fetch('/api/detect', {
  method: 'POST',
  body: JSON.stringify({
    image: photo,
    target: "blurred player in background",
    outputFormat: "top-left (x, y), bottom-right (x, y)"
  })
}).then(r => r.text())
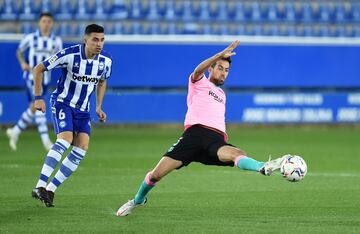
top-left (116, 40), bottom-right (286, 216)
top-left (31, 24), bottom-right (112, 207)
top-left (6, 12), bottom-right (63, 151)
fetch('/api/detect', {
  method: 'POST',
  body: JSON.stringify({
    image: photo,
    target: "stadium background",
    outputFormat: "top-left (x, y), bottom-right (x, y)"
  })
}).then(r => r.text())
top-left (1, 0), bottom-right (360, 124)
top-left (1, 1), bottom-right (360, 233)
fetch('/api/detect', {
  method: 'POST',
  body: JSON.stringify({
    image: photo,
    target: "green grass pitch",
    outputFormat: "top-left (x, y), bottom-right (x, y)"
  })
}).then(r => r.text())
top-left (1, 125), bottom-right (359, 233)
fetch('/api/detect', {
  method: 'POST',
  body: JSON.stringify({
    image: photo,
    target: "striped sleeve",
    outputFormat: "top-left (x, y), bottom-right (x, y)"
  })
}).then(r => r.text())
top-left (43, 45), bottom-right (79, 71)
top-left (18, 34), bottom-right (32, 52)
top-left (43, 49), bottom-right (71, 71)
top-left (103, 59), bottom-right (112, 80)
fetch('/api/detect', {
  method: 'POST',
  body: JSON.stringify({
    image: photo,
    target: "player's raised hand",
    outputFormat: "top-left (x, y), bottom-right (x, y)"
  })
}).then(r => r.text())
top-left (96, 108), bottom-right (107, 123)
top-left (34, 99), bottom-right (46, 113)
top-left (220, 40), bottom-right (240, 58)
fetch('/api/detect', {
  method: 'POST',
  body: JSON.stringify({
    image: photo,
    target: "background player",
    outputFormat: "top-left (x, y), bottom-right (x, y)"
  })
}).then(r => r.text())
top-left (116, 40), bottom-right (286, 216)
top-left (31, 24), bottom-right (112, 207)
top-left (6, 12), bottom-right (62, 151)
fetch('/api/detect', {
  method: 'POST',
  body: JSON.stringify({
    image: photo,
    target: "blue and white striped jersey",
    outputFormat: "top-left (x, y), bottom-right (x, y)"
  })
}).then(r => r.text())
top-left (18, 30), bottom-right (63, 85)
top-left (43, 44), bottom-right (112, 112)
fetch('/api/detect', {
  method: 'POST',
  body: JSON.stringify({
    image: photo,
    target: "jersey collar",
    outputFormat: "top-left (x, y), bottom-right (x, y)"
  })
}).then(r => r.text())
top-left (35, 29), bottom-right (53, 38)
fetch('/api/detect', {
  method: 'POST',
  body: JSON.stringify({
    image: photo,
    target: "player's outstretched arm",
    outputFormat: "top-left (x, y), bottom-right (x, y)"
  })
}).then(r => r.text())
top-left (33, 63), bottom-right (46, 113)
top-left (96, 79), bottom-right (107, 122)
top-left (192, 40), bottom-right (240, 82)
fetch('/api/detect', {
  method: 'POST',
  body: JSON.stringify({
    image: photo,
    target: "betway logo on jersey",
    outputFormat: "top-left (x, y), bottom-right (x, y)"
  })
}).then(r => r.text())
top-left (72, 74), bottom-right (99, 84)
top-left (209, 90), bottom-right (224, 104)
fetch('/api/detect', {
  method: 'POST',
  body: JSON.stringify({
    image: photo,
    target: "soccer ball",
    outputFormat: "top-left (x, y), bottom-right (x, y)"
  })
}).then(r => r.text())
top-left (280, 155), bottom-right (307, 182)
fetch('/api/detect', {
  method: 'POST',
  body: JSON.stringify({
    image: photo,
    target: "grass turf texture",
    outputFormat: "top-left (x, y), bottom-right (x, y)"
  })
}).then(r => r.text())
top-left (0, 125), bottom-right (359, 233)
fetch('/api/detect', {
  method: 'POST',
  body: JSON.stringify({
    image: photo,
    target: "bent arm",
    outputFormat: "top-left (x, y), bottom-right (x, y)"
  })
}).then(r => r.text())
top-left (33, 63), bottom-right (46, 96)
top-left (96, 79), bottom-right (107, 111)
top-left (16, 49), bottom-right (30, 71)
top-left (192, 53), bottom-right (224, 82)
top-left (192, 40), bottom-right (240, 82)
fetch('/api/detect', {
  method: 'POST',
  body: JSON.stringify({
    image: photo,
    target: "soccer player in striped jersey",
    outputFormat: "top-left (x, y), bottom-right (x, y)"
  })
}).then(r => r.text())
top-left (6, 13), bottom-right (62, 151)
top-left (116, 41), bottom-right (287, 216)
top-left (31, 24), bottom-right (112, 207)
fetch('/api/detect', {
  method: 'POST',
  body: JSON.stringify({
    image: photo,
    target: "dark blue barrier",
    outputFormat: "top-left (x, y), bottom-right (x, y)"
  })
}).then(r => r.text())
top-left (1, 41), bottom-right (360, 88)
top-left (1, 91), bottom-right (360, 124)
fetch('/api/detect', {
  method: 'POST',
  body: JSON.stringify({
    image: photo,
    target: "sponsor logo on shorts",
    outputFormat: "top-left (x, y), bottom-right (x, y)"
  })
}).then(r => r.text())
top-left (59, 121), bottom-right (66, 128)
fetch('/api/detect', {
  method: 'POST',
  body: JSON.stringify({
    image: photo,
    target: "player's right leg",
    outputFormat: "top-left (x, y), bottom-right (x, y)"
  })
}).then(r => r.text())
top-left (117, 127), bottom-right (200, 216)
top-left (32, 103), bottom-right (74, 207)
top-left (116, 156), bottom-right (182, 217)
top-left (32, 131), bottom-right (72, 207)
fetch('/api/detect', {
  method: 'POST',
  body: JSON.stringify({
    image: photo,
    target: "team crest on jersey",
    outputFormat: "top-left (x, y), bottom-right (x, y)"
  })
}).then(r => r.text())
top-left (98, 61), bottom-right (105, 70)
top-left (48, 55), bottom-right (58, 64)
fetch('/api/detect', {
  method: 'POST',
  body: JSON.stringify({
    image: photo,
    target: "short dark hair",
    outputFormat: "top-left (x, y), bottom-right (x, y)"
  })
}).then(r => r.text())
top-left (39, 12), bottom-right (53, 20)
top-left (211, 57), bottom-right (232, 68)
top-left (85, 24), bottom-right (104, 35)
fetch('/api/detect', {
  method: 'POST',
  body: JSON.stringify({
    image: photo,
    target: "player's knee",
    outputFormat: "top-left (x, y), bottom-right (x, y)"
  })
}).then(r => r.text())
top-left (57, 137), bottom-right (73, 145)
top-left (76, 144), bottom-right (88, 151)
top-left (57, 132), bottom-right (74, 144)
top-left (29, 103), bottom-right (37, 113)
top-left (235, 148), bottom-right (247, 157)
top-left (149, 171), bottom-right (162, 182)
top-left (228, 148), bottom-right (246, 161)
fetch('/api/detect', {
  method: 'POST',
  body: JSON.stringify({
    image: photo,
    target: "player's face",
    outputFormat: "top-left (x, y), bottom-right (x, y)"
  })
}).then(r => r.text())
top-left (38, 16), bottom-right (53, 34)
top-left (84, 33), bottom-right (105, 55)
top-left (209, 60), bottom-right (230, 86)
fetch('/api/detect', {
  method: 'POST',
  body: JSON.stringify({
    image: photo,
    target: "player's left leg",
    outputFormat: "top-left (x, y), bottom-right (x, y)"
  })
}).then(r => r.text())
top-left (46, 132), bottom-right (89, 195)
top-left (217, 145), bottom-right (285, 175)
top-left (217, 145), bottom-right (265, 172)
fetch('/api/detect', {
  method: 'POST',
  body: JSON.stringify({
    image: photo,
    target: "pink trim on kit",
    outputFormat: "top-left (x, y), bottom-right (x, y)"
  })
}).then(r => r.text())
top-left (145, 172), bottom-right (156, 186)
top-left (234, 155), bottom-right (248, 167)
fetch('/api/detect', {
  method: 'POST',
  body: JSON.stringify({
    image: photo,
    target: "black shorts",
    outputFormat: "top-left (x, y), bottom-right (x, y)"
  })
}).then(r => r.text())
top-left (164, 125), bottom-right (235, 168)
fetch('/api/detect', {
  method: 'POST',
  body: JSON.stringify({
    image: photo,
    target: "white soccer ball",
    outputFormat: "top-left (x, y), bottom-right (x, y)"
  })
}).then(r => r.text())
top-left (280, 155), bottom-right (307, 182)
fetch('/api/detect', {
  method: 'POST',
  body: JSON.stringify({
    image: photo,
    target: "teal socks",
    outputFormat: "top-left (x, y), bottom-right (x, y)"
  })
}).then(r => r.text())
top-left (235, 155), bottom-right (264, 172)
top-left (134, 172), bottom-right (156, 204)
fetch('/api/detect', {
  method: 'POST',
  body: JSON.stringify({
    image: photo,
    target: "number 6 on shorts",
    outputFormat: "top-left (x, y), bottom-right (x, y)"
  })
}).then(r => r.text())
top-left (59, 109), bottom-right (66, 120)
